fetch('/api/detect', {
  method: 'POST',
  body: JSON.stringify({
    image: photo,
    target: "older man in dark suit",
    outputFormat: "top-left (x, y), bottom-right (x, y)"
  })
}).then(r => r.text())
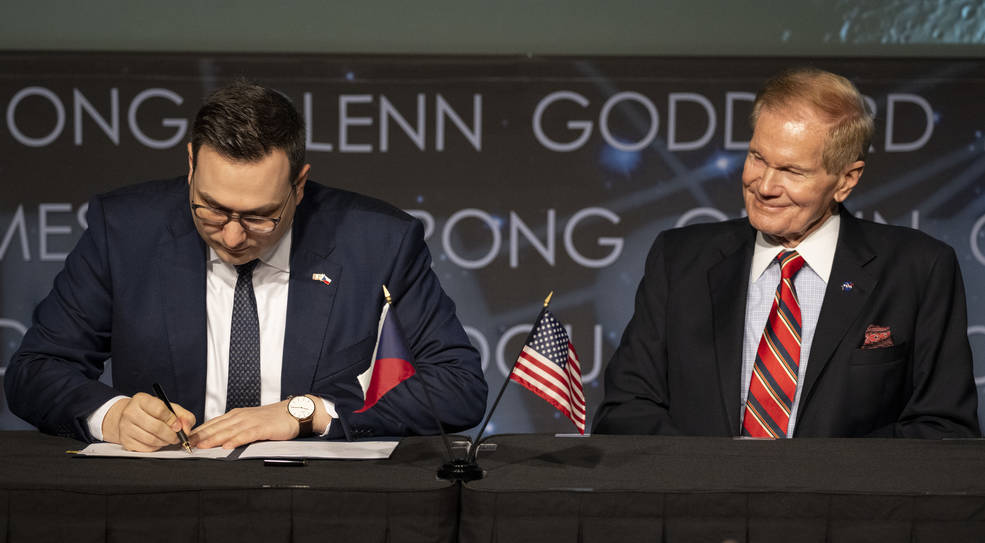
top-left (594, 67), bottom-right (979, 438)
top-left (6, 81), bottom-right (487, 451)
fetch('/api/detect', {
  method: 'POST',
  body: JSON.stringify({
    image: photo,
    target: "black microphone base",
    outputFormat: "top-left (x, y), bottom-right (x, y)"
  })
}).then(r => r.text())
top-left (437, 458), bottom-right (484, 482)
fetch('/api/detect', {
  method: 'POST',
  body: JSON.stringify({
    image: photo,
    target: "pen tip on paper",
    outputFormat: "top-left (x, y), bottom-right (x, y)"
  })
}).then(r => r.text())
top-left (182, 443), bottom-right (193, 454)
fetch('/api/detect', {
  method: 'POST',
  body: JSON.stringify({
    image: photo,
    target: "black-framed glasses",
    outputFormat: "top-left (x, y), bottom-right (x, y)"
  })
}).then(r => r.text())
top-left (191, 182), bottom-right (297, 234)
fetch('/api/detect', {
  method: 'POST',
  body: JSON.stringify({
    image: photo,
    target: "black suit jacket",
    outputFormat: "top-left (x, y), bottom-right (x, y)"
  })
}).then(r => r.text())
top-left (6, 177), bottom-right (488, 442)
top-left (594, 209), bottom-right (980, 438)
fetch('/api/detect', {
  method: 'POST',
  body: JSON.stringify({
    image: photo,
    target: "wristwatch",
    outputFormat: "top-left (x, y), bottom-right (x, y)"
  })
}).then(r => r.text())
top-left (287, 395), bottom-right (315, 437)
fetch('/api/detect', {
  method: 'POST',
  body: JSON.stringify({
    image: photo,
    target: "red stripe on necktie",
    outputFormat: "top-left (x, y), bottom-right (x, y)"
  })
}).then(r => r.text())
top-left (741, 251), bottom-right (805, 439)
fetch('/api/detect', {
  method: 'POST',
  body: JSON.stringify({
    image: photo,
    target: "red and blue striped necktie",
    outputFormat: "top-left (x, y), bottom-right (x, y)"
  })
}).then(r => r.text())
top-left (742, 250), bottom-right (806, 438)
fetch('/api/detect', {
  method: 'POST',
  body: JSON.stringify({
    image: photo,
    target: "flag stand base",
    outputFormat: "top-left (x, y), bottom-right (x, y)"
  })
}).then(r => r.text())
top-left (437, 458), bottom-right (484, 482)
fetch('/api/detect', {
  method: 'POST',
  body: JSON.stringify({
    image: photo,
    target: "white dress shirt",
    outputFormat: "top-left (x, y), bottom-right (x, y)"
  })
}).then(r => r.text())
top-left (87, 230), bottom-right (334, 440)
top-left (739, 213), bottom-right (840, 437)
top-left (203, 232), bottom-right (292, 420)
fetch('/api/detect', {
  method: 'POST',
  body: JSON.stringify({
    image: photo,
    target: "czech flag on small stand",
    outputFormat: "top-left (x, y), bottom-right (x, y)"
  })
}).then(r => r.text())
top-left (355, 286), bottom-right (417, 413)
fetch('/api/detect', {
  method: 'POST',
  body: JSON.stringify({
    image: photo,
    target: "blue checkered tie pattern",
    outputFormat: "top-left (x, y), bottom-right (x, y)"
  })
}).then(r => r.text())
top-left (226, 259), bottom-right (261, 411)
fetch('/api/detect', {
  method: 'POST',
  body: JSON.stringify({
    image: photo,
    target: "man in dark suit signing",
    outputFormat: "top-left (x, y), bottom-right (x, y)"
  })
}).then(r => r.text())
top-left (594, 67), bottom-right (980, 438)
top-left (6, 81), bottom-right (487, 451)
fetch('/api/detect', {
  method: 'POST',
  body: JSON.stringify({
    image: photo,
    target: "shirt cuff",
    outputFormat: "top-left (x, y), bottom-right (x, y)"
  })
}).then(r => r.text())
top-left (318, 396), bottom-right (337, 437)
top-left (86, 395), bottom-right (129, 441)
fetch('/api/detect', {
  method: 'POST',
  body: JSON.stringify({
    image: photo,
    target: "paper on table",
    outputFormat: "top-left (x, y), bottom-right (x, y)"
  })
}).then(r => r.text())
top-left (74, 440), bottom-right (399, 460)
top-left (74, 442), bottom-right (232, 459)
top-left (240, 440), bottom-right (398, 460)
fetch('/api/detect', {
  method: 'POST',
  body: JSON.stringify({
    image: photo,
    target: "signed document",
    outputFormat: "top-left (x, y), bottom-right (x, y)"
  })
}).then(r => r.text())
top-left (73, 440), bottom-right (398, 460)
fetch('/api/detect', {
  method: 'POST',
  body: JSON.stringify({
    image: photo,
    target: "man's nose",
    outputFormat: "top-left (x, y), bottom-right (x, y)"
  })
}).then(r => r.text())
top-left (757, 167), bottom-right (783, 196)
top-left (220, 220), bottom-right (248, 248)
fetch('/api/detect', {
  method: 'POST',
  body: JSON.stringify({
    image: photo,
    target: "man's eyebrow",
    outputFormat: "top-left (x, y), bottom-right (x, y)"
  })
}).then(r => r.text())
top-left (748, 148), bottom-right (812, 174)
top-left (196, 190), bottom-right (281, 216)
top-left (774, 160), bottom-right (812, 174)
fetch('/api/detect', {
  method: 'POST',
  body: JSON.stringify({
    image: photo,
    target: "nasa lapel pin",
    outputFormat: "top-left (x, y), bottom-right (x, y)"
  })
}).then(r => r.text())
top-left (841, 281), bottom-right (854, 292)
top-left (312, 273), bottom-right (332, 286)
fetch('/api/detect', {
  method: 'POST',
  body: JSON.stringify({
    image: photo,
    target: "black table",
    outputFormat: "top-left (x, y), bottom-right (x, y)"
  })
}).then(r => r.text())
top-left (6, 432), bottom-right (985, 542)
top-left (460, 434), bottom-right (985, 543)
top-left (0, 431), bottom-right (457, 543)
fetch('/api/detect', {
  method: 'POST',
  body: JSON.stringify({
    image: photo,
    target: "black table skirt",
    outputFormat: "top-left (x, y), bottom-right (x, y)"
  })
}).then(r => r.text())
top-left (460, 434), bottom-right (985, 543)
top-left (0, 432), bottom-right (457, 543)
top-left (6, 432), bottom-right (985, 542)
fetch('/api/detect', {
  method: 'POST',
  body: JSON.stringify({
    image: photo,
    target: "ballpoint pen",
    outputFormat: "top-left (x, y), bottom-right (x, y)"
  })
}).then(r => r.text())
top-left (152, 383), bottom-right (193, 454)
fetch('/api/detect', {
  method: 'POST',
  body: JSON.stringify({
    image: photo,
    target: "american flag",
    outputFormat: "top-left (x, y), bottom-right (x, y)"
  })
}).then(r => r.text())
top-left (509, 308), bottom-right (586, 434)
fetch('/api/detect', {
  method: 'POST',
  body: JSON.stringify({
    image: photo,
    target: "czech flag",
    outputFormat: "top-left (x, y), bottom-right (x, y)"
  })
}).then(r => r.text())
top-left (355, 298), bottom-right (416, 412)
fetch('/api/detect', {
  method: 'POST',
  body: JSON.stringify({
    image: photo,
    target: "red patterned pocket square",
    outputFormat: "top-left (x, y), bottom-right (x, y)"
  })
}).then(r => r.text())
top-left (862, 324), bottom-right (894, 350)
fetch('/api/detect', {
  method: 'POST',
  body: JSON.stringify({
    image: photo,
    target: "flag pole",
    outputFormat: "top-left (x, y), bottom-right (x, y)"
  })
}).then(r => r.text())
top-left (383, 285), bottom-right (474, 481)
top-left (383, 285), bottom-right (456, 462)
top-left (466, 292), bottom-right (552, 463)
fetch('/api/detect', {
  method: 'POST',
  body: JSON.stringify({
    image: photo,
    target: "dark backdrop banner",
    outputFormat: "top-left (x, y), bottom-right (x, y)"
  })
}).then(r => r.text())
top-left (1, 54), bottom-right (983, 435)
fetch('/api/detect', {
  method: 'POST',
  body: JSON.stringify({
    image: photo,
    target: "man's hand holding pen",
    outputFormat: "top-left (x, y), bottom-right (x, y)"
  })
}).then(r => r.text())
top-left (102, 392), bottom-right (331, 452)
top-left (101, 393), bottom-right (196, 453)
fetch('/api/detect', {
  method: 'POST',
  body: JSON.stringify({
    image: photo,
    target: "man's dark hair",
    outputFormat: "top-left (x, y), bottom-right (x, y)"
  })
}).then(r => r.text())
top-left (190, 80), bottom-right (306, 182)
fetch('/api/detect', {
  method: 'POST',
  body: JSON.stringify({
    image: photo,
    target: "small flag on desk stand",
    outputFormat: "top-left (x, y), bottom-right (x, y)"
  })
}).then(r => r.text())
top-left (467, 291), bottom-right (585, 461)
top-left (509, 292), bottom-right (586, 434)
top-left (355, 285), bottom-right (417, 413)
top-left (355, 286), bottom-right (467, 481)
top-left (457, 292), bottom-right (585, 480)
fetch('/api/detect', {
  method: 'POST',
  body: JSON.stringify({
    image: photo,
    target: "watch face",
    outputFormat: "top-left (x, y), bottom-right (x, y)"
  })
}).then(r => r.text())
top-left (288, 396), bottom-right (315, 419)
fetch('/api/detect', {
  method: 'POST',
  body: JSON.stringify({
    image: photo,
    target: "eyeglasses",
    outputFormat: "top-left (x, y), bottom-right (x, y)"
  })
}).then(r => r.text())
top-left (191, 182), bottom-right (297, 234)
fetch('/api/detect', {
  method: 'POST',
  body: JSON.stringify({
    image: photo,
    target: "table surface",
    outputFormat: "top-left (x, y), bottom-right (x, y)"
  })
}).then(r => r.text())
top-left (5, 431), bottom-right (985, 496)
top-left (465, 433), bottom-right (985, 496)
top-left (0, 431), bottom-right (456, 494)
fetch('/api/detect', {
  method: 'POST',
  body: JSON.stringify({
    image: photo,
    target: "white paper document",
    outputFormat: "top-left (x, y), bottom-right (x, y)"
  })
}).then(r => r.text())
top-left (74, 440), bottom-right (398, 460)
top-left (73, 443), bottom-right (231, 459)
top-left (240, 440), bottom-right (397, 460)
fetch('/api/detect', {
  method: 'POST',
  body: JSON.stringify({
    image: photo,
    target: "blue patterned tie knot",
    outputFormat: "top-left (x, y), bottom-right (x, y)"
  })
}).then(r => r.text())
top-left (235, 259), bottom-right (260, 277)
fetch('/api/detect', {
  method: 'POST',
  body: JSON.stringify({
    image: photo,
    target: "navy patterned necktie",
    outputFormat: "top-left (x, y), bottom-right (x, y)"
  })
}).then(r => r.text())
top-left (226, 259), bottom-right (261, 411)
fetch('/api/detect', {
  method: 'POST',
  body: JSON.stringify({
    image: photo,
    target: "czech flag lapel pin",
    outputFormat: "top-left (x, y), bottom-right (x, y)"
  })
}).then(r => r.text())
top-left (841, 281), bottom-right (854, 292)
top-left (312, 273), bottom-right (332, 286)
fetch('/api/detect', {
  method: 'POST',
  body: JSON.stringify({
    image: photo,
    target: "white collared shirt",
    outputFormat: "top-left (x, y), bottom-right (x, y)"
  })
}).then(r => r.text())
top-left (203, 231), bottom-right (292, 421)
top-left (739, 213), bottom-right (840, 437)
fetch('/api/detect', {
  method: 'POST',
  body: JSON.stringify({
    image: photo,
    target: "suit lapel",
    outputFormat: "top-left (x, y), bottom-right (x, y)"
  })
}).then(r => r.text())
top-left (280, 189), bottom-right (343, 397)
top-left (798, 211), bottom-right (877, 411)
top-left (709, 226), bottom-right (755, 435)
top-left (281, 250), bottom-right (341, 396)
top-left (158, 203), bottom-right (208, 422)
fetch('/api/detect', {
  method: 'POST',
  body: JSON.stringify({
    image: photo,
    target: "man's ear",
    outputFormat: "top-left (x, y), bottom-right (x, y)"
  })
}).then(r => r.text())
top-left (186, 142), bottom-right (195, 185)
top-left (834, 160), bottom-right (864, 203)
top-left (294, 164), bottom-right (311, 205)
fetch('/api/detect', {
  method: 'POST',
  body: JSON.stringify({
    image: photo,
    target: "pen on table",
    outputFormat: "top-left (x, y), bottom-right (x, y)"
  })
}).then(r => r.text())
top-left (152, 382), bottom-right (193, 454)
